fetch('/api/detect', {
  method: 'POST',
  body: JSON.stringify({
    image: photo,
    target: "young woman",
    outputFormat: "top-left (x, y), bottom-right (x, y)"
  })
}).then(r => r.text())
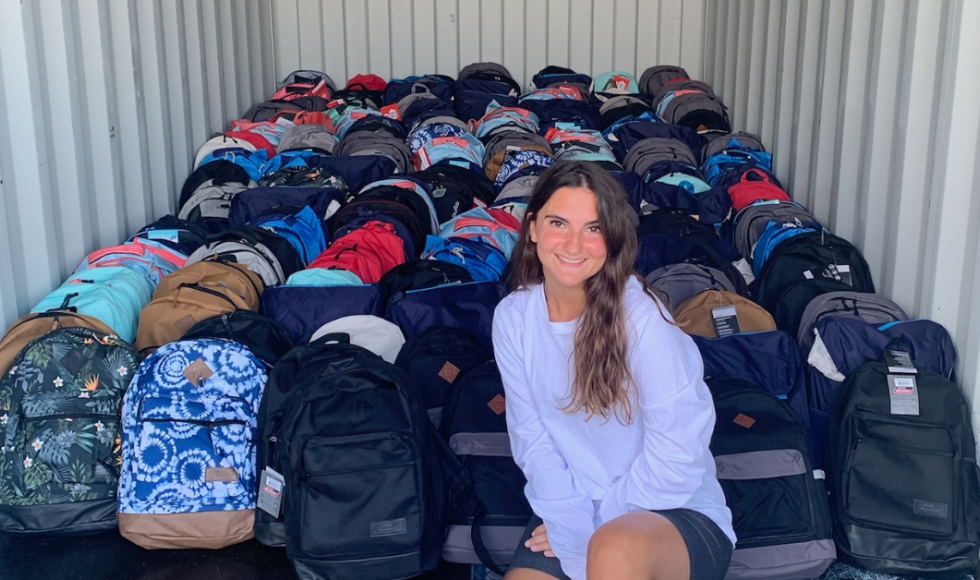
top-left (492, 161), bottom-right (735, 580)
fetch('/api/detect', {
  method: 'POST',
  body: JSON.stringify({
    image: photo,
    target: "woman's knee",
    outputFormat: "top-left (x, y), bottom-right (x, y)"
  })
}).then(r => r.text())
top-left (586, 512), bottom-right (690, 580)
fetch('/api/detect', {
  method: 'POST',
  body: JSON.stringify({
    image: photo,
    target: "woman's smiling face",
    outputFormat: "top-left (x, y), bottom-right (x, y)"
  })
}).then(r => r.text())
top-left (529, 185), bottom-right (608, 296)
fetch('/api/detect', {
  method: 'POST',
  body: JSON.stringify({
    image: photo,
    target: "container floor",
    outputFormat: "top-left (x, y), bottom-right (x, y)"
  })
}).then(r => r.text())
top-left (0, 531), bottom-right (472, 580)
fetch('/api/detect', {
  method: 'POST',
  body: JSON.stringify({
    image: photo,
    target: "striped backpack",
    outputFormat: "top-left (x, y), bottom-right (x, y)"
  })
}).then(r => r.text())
top-left (117, 339), bottom-right (267, 549)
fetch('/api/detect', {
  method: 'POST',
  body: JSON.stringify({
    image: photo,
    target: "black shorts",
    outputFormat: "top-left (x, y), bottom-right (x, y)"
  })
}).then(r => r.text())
top-left (508, 509), bottom-right (733, 580)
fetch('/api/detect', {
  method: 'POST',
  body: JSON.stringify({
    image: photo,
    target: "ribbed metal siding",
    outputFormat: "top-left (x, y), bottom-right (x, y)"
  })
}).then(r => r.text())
top-left (270, 0), bottom-right (707, 90)
top-left (704, 0), bottom-right (980, 418)
top-left (0, 0), bottom-right (276, 330)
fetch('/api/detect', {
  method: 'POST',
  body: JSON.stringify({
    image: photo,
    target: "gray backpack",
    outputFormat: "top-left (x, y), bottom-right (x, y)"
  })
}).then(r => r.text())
top-left (336, 132), bottom-right (412, 173)
top-left (277, 123), bottom-right (338, 154)
top-left (639, 65), bottom-right (689, 97)
top-left (796, 291), bottom-right (908, 351)
top-left (623, 137), bottom-right (699, 176)
top-left (645, 263), bottom-right (737, 311)
top-left (185, 240), bottom-right (287, 287)
top-left (178, 179), bottom-right (255, 224)
top-left (652, 79), bottom-right (716, 107)
top-left (733, 201), bottom-right (817, 261)
top-left (702, 131), bottom-right (766, 164)
top-left (660, 92), bottom-right (731, 133)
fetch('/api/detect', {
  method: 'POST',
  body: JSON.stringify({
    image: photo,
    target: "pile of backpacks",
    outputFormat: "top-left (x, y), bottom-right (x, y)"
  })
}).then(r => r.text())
top-left (0, 61), bottom-right (976, 580)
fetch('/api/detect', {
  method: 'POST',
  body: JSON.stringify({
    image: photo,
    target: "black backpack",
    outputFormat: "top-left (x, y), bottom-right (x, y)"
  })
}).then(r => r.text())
top-left (266, 337), bottom-right (445, 579)
top-left (182, 310), bottom-right (294, 367)
top-left (708, 376), bottom-right (835, 580)
top-left (753, 231), bottom-right (874, 313)
top-left (438, 361), bottom-right (532, 575)
top-left (379, 259), bottom-right (474, 303)
top-left (394, 326), bottom-right (493, 427)
top-left (825, 358), bottom-right (980, 578)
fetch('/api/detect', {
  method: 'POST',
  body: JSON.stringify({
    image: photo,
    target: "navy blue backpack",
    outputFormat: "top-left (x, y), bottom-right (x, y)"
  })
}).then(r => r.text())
top-left (693, 331), bottom-right (812, 441)
top-left (261, 284), bottom-right (384, 344)
top-left (385, 281), bottom-right (504, 342)
top-left (228, 186), bottom-right (346, 229)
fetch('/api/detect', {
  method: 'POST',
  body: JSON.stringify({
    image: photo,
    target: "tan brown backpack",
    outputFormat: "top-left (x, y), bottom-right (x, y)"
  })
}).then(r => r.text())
top-left (673, 290), bottom-right (776, 338)
top-left (0, 311), bottom-right (116, 376)
top-left (135, 261), bottom-right (264, 355)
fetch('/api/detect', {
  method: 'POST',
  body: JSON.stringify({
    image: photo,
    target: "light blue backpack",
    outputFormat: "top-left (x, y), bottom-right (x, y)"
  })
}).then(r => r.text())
top-left (285, 268), bottom-right (364, 287)
top-left (31, 266), bottom-right (151, 343)
top-left (117, 338), bottom-right (267, 549)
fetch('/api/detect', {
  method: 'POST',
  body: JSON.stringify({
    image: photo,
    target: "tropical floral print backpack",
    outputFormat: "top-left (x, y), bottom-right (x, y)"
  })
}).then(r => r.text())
top-left (0, 326), bottom-right (139, 534)
top-left (116, 338), bottom-right (266, 549)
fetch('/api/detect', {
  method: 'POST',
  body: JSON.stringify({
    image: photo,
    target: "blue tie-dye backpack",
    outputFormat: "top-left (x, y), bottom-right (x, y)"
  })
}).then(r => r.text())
top-left (117, 338), bottom-right (267, 549)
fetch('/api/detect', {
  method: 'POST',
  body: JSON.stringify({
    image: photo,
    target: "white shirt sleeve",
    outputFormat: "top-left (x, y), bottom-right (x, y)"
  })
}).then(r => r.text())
top-left (597, 313), bottom-right (717, 524)
top-left (492, 305), bottom-right (596, 580)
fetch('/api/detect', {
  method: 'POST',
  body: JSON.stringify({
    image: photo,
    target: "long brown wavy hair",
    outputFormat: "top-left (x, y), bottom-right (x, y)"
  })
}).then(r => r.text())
top-left (511, 160), bottom-right (653, 423)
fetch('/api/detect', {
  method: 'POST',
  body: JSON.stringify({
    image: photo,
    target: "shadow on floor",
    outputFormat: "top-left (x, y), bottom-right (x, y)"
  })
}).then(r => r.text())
top-left (0, 531), bottom-right (472, 580)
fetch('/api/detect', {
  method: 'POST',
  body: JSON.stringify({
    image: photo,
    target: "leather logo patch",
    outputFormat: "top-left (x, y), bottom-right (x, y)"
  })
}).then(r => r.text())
top-left (183, 358), bottom-right (214, 387)
top-left (205, 467), bottom-right (240, 482)
top-left (487, 394), bottom-right (506, 416)
top-left (733, 413), bottom-right (756, 429)
top-left (438, 361), bottom-right (460, 384)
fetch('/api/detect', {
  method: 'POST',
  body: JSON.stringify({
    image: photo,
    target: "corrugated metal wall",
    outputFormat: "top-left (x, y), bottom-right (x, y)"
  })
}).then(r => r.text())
top-left (270, 0), bottom-right (707, 90)
top-left (0, 0), bottom-right (276, 330)
top-left (703, 0), bottom-right (980, 422)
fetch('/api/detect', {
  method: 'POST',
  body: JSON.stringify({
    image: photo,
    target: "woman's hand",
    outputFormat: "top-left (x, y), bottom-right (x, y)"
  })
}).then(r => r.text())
top-left (525, 523), bottom-right (556, 557)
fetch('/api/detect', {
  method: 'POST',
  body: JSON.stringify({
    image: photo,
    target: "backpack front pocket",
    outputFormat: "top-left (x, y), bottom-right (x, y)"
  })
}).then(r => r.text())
top-left (297, 432), bottom-right (422, 559)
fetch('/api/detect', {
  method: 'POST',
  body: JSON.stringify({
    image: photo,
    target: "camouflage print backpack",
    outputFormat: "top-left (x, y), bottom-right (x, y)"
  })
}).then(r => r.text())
top-left (0, 326), bottom-right (139, 534)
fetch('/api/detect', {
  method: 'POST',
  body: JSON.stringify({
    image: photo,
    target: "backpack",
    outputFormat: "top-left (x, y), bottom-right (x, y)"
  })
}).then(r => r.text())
top-left (414, 134), bottom-right (486, 171)
top-left (336, 132), bottom-right (413, 173)
top-left (645, 264), bottom-right (738, 311)
top-left (177, 179), bottom-right (251, 233)
top-left (603, 115), bottom-right (702, 163)
top-left (732, 200), bottom-right (817, 262)
top-left (260, 284), bottom-right (383, 345)
top-left (727, 168), bottom-right (791, 212)
top-left (753, 219), bottom-right (824, 275)
top-left (73, 240), bottom-right (187, 290)
top-left (638, 65), bottom-right (690, 98)
top-left (658, 91), bottom-right (731, 133)
top-left (309, 315), bottom-right (405, 363)
top-left (0, 327), bottom-right (139, 534)
top-left (268, 339), bottom-right (444, 579)
top-left (693, 331), bottom-right (811, 437)
top-left (805, 317), bottom-right (956, 469)
top-left (436, 207), bottom-right (520, 260)
top-left (379, 259), bottom-right (474, 303)
top-left (703, 150), bottom-right (774, 188)
top-left (180, 161), bottom-right (254, 211)
top-left (598, 95), bottom-right (653, 130)
top-left (422, 236), bottom-right (509, 282)
top-left (228, 185), bottom-right (347, 228)
top-left (795, 291), bottom-right (908, 352)
top-left (358, 178), bottom-right (441, 237)
top-left (249, 206), bottom-right (328, 265)
top-left (385, 281), bottom-right (503, 342)
top-left (531, 66), bottom-right (592, 92)
top-left (129, 215), bottom-right (209, 257)
top-left (276, 123), bottom-right (338, 155)
top-left (193, 134), bottom-right (259, 169)
top-left (623, 138), bottom-right (699, 176)
top-left (308, 221), bottom-right (407, 283)
top-left (414, 163), bottom-right (497, 224)
top-left (135, 262), bottom-right (264, 355)
top-left (182, 310), bottom-right (294, 367)
top-left (701, 131), bottom-right (767, 164)
top-left (826, 358), bottom-right (980, 577)
top-left (482, 133), bottom-right (554, 182)
top-left (708, 376), bottom-right (835, 580)
top-left (31, 267), bottom-right (153, 344)
top-left (0, 311), bottom-right (115, 377)
top-left (185, 226), bottom-right (305, 287)
top-left (117, 339), bottom-right (267, 549)
top-left (672, 290), bottom-right (777, 338)
top-left (590, 70), bottom-right (639, 101)
top-left (439, 361), bottom-right (533, 572)
top-left (752, 231), bottom-right (875, 317)
top-left (394, 326), bottom-right (493, 427)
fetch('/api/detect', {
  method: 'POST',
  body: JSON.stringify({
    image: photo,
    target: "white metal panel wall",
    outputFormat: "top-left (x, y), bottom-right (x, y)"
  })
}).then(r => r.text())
top-left (0, 0), bottom-right (276, 332)
top-left (270, 0), bottom-right (707, 89)
top-left (704, 0), bottom-right (980, 423)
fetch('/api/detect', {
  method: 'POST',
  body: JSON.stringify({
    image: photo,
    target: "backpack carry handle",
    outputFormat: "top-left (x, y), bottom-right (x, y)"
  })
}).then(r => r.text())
top-left (411, 82), bottom-right (432, 95)
top-left (740, 168), bottom-right (770, 184)
top-left (311, 332), bottom-right (351, 346)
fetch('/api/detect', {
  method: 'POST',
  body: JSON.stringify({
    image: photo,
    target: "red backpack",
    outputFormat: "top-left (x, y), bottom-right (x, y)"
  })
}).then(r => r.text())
top-left (307, 221), bottom-right (406, 283)
top-left (728, 168), bottom-right (792, 211)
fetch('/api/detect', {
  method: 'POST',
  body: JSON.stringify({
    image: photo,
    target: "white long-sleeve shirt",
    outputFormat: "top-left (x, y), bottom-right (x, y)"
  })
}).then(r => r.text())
top-left (492, 277), bottom-right (735, 580)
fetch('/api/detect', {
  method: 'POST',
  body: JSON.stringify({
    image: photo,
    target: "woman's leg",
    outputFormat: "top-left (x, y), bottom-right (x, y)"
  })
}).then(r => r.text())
top-left (586, 511), bottom-right (690, 580)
